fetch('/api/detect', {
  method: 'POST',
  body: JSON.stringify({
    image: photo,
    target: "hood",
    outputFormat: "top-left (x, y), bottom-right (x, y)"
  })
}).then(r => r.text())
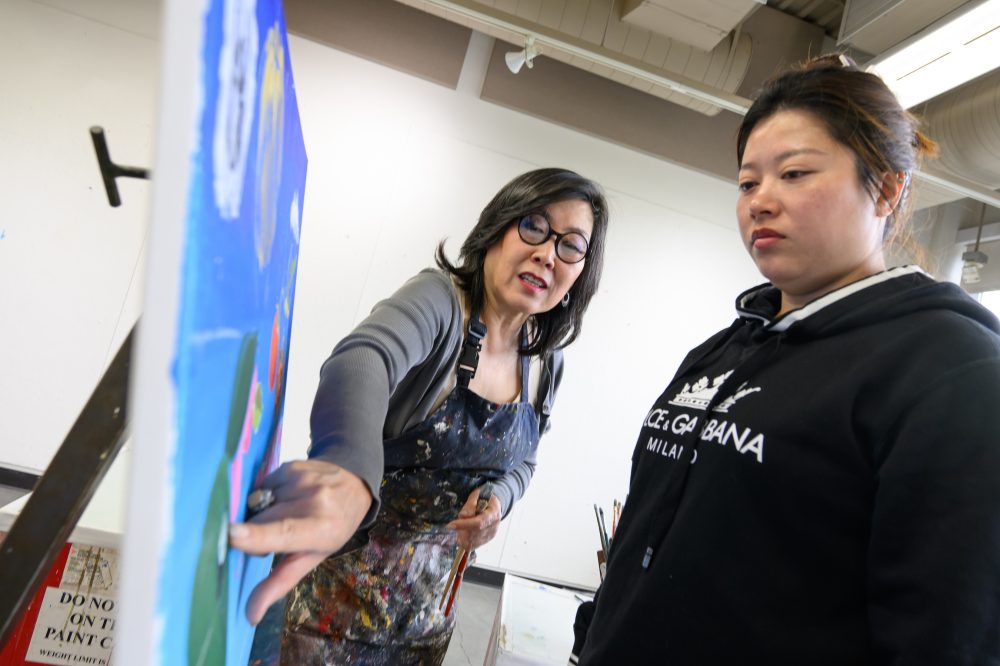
top-left (735, 266), bottom-right (1000, 341)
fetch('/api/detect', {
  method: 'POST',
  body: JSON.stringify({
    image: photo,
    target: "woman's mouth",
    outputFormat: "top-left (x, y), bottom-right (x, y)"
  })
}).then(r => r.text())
top-left (519, 273), bottom-right (548, 292)
top-left (751, 228), bottom-right (784, 249)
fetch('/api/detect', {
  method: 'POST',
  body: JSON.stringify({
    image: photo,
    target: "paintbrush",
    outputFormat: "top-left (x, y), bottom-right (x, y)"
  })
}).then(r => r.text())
top-left (594, 504), bottom-right (609, 559)
top-left (441, 482), bottom-right (494, 615)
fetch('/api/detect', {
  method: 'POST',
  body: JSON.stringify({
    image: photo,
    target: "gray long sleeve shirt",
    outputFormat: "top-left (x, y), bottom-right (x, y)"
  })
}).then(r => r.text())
top-left (308, 268), bottom-right (563, 527)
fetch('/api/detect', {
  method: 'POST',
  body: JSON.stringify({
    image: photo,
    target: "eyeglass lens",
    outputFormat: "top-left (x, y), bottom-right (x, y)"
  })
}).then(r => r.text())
top-left (517, 214), bottom-right (589, 263)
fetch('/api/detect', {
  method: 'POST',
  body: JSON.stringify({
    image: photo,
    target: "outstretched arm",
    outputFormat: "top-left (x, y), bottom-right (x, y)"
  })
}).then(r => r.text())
top-left (229, 270), bottom-right (461, 624)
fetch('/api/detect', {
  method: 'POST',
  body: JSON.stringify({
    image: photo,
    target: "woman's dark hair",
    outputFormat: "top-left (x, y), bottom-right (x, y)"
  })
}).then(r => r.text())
top-left (436, 168), bottom-right (609, 359)
top-left (736, 54), bottom-right (938, 244)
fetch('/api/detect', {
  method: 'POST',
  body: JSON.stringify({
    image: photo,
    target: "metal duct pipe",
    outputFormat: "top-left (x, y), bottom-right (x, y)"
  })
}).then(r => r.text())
top-left (922, 68), bottom-right (1000, 189)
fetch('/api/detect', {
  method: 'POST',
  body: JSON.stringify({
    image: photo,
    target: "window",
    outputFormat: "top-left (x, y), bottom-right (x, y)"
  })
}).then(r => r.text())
top-left (978, 290), bottom-right (1000, 319)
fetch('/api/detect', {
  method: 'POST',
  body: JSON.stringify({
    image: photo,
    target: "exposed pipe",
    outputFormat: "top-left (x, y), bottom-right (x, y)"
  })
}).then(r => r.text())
top-left (415, 0), bottom-right (1000, 209)
top-left (917, 166), bottom-right (1000, 210)
top-left (417, 0), bottom-right (754, 114)
top-left (798, 0), bottom-right (826, 19)
top-left (922, 67), bottom-right (1000, 188)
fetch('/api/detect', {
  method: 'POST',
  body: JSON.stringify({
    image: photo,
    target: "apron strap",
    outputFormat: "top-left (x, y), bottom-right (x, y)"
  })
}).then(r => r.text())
top-left (519, 327), bottom-right (530, 401)
top-left (456, 312), bottom-right (532, 396)
top-left (456, 309), bottom-right (487, 388)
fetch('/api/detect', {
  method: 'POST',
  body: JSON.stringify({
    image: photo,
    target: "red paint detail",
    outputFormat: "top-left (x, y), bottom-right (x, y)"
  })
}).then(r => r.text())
top-left (443, 550), bottom-right (470, 617)
top-left (316, 614), bottom-right (332, 634)
top-left (268, 310), bottom-right (279, 390)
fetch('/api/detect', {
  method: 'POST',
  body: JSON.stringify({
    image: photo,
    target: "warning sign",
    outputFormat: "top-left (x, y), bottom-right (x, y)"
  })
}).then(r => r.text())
top-left (18, 545), bottom-right (119, 666)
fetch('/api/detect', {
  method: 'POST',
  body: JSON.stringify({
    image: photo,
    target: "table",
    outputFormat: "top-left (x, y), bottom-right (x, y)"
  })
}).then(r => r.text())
top-left (485, 574), bottom-right (593, 666)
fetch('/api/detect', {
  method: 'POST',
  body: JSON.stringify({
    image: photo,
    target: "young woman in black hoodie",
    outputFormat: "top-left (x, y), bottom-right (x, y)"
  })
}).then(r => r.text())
top-left (574, 55), bottom-right (1000, 665)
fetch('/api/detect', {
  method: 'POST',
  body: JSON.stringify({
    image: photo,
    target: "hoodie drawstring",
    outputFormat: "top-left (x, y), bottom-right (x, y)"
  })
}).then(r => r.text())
top-left (640, 331), bottom-right (787, 570)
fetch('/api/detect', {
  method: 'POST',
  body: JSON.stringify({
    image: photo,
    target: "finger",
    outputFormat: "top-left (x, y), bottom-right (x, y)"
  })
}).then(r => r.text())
top-left (471, 512), bottom-right (502, 547)
top-left (458, 519), bottom-right (500, 550)
top-left (450, 522), bottom-right (478, 550)
top-left (447, 502), bottom-right (500, 531)
top-left (466, 523), bottom-right (500, 550)
top-left (230, 516), bottom-right (344, 556)
top-left (450, 519), bottom-right (500, 547)
top-left (456, 489), bottom-right (480, 519)
top-left (447, 515), bottom-right (492, 532)
top-left (261, 460), bottom-right (345, 500)
top-left (452, 500), bottom-right (501, 549)
top-left (245, 551), bottom-right (326, 625)
top-left (259, 460), bottom-right (310, 489)
top-left (246, 490), bottom-right (348, 526)
top-left (250, 473), bottom-right (373, 529)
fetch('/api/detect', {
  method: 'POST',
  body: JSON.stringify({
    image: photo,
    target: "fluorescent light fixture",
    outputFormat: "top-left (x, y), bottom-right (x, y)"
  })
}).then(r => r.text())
top-left (865, 0), bottom-right (1000, 108)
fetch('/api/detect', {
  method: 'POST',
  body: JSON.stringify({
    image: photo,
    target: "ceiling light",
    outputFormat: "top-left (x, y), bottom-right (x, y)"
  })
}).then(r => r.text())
top-left (962, 250), bottom-right (987, 284)
top-left (504, 36), bottom-right (537, 74)
top-left (962, 203), bottom-right (990, 285)
top-left (865, 0), bottom-right (1000, 108)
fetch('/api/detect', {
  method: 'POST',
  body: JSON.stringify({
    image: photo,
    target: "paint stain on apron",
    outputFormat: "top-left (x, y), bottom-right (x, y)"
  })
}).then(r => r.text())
top-left (256, 322), bottom-right (539, 665)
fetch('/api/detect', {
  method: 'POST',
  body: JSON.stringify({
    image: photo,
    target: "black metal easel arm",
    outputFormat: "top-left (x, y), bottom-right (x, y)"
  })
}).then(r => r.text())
top-left (0, 325), bottom-right (133, 647)
top-left (90, 126), bottom-right (151, 207)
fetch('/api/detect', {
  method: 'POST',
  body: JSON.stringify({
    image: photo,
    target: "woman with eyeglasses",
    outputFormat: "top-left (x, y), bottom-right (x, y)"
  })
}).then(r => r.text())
top-left (572, 55), bottom-right (1000, 665)
top-left (231, 168), bottom-right (609, 664)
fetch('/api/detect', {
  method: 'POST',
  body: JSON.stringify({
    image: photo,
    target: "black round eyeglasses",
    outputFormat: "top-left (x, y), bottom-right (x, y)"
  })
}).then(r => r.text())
top-left (516, 214), bottom-right (590, 264)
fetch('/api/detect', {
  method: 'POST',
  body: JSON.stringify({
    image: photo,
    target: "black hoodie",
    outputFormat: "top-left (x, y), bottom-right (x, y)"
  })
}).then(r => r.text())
top-left (578, 266), bottom-right (1000, 665)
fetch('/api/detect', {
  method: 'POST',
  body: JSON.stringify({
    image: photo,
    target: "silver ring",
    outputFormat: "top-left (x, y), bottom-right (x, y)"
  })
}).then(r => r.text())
top-left (246, 488), bottom-right (276, 516)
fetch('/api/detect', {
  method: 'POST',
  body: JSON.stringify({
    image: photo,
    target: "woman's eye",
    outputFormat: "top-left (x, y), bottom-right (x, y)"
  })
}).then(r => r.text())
top-left (738, 181), bottom-right (756, 192)
top-left (782, 170), bottom-right (808, 180)
top-left (525, 216), bottom-right (546, 232)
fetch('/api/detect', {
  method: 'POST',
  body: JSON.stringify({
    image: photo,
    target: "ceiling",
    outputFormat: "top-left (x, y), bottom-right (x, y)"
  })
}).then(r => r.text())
top-left (284, 0), bottom-right (1000, 280)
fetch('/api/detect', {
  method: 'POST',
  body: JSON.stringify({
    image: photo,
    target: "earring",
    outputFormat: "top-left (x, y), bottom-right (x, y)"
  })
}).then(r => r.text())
top-left (561, 292), bottom-right (571, 308)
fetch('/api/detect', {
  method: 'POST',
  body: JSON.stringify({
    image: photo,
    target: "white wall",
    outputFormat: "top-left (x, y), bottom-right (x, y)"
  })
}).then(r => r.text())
top-left (0, 0), bottom-right (155, 475)
top-left (282, 36), bottom-right (761, 588)
top-left (0, 0), bottom-right (158, 536)
top-left (0, 0), bottom-right (761, 590)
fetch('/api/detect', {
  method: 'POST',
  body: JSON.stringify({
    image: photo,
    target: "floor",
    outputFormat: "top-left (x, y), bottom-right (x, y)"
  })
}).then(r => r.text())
top-left (442, 581), bottom-right (502, 666)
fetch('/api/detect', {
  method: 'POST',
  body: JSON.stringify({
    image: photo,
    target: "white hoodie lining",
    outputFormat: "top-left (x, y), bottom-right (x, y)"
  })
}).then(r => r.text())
top-left (768, 266), bottom-right (928, 332)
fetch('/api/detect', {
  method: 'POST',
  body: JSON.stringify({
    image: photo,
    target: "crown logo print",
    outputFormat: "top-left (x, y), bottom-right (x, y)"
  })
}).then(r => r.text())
top-left (668, 370), bottom-right (761, 413)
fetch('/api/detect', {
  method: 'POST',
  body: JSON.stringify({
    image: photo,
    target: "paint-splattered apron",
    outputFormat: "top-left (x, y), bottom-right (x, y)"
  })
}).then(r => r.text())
top-left (279, 321), bottom-right (539, 665)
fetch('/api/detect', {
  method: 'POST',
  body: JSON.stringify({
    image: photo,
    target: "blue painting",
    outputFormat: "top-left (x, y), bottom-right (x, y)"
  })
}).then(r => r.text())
top-left (154, 0), bottom-right (306, 664)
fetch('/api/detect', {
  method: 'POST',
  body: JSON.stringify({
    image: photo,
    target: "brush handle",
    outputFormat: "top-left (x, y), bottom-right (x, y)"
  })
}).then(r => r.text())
top-left (444, 550), bottom-right (470, 617)
top-left (441, 548), bottom-right (465, 610)
top-left (442, 482), bottom-right (495, 613)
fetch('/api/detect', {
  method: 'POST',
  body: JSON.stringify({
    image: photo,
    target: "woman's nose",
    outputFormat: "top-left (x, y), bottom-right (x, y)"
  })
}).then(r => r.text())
top-left (532, 239), bottom-right (557, 268)
top-left (748, 183), bottom-right (776, 219)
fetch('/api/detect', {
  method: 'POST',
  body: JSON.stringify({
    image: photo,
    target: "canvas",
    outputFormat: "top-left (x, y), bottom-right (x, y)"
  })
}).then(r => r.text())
top-left (118, 0), bottom-right (307, 664)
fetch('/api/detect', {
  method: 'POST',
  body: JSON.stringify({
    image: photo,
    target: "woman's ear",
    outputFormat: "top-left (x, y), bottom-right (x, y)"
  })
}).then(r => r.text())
top-left (876, 171), bottom-right (908, 217)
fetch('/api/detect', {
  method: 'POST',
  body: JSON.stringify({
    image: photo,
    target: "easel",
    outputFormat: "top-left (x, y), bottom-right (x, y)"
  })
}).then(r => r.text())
top-left (0, 128), bottom-right (149, 646)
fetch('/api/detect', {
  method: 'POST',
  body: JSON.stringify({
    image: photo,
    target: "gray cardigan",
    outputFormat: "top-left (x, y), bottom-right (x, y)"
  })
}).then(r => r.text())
top-left (308, 269), bottom-right (564, 527)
